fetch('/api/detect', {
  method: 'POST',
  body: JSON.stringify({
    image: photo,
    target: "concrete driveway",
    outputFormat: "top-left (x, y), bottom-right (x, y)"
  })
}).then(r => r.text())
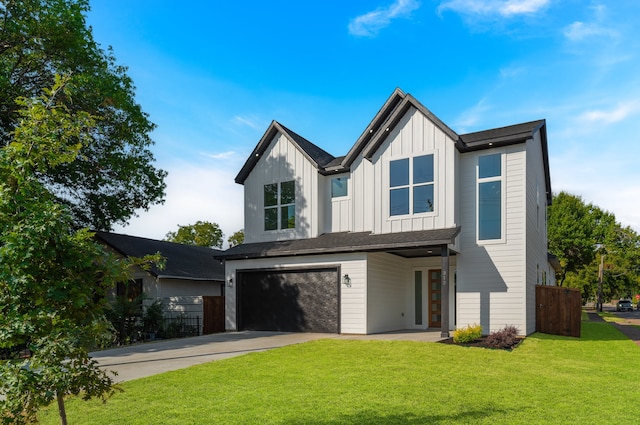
top-left (90, 331), bottom-right (332, 383)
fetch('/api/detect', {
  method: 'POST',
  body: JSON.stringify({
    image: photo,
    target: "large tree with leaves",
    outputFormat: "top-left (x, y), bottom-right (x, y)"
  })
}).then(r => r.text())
top-left (0, 77), bottom-right (160, 424)
top-left (165, 220), bottom-right (224, 248)
top-left (548, 191), bottom-right (640, 301)
top-left (0, 0), bottom-right (166, 229)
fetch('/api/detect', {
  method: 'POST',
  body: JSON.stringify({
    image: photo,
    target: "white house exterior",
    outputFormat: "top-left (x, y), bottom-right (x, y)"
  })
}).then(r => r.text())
top-left (216, 88), bottom-right (555, 336)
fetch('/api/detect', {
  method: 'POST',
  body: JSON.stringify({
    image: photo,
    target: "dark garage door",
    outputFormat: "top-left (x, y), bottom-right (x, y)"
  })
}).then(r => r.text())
top-left (238, 268), bottom-right (339, 333)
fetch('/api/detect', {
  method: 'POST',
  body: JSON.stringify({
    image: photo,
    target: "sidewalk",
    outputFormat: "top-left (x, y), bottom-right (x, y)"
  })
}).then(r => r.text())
top-left (588, 311), bottom-right (640, 347)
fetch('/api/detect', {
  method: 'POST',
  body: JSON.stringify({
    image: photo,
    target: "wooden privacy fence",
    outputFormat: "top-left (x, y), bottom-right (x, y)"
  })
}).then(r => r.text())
top-left (536, 285), bottom-right (581, 337)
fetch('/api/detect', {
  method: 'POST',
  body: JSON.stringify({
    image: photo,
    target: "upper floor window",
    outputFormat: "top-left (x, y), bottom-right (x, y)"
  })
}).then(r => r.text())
top-left (390, 154), bottom-right (434, 216)
top-left (477, 153), bottom-right (503, 241)
top-left (264, 181), bottom-right (295, 231)
top-left (331, 176), bottom-right (348, 198)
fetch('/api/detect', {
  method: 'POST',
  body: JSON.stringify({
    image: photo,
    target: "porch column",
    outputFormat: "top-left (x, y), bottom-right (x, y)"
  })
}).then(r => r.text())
top-left (440, 245), bottom-right (450, 338)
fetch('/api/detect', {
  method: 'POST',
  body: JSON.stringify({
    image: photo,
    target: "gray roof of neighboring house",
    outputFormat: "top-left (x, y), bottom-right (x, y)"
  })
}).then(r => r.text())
top-left (95, 231), bottom-right (224, 281)
top-left (214, 227), bottom-right (461, 261)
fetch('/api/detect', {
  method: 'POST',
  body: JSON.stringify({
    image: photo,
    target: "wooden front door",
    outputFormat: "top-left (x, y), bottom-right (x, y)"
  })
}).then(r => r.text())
top-left (429, 270), bottom-right (442, 328)
top-left (203, 296), bottom-right (225, 334)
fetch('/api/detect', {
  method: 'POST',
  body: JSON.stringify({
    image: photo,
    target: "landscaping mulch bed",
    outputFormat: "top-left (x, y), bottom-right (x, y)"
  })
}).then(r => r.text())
top-left (439, 336), bottom-right (524, 351)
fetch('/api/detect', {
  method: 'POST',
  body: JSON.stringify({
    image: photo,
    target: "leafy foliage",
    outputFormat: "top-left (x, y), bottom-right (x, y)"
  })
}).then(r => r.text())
top-left (0, 76), bottom-right (159, 424)
top-left (228, 229), bottom-right (244, 247)
top-left (452, 323), bottom-right (482, 343)
top-left (482, 326), bottom-right (520, 350)
top-left (0, 0), bottom-right (166, 229)
top-left (548, 191), bottom-right (640, 302)
top-left (165, 220), bottom-right (224, 248)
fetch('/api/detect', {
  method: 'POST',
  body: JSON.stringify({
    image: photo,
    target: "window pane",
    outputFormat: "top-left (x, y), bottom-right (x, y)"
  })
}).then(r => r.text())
top-left (414, 184), bottom-right (434, 213)
top-left (479, 181), bottom-right (501, 240)
top-left (331, 177), bottom-right (348, 198)
top-left (390, 187), bottom-right (409, 216)
top-left (264, 183), bottom-right (278, 207)
top-left (390, 158), bottom-right (409, 187)
top-left (280, 205), bottom-right (295, 229)
top-left (414, 154), bottom-right (434, 184)
top-left (264, 207), bottom-right (278, 231)
top-left (479, 154), bottom-right (501, 179)
top-left (280, 181), bottom-right (295, 204)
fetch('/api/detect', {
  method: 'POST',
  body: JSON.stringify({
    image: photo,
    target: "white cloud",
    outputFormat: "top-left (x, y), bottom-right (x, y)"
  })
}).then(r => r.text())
top-left (453, 97), bottom-right (492, 131)
top-left (202, 150), bottom-right (236, 160)
top-left (438, 0), bottom-right (549, 17)
top-left (113, 160), bottom-right (244, 247)
top-left (234, 115), bottom-right (262, 129)
top-left (578, 102), bottom-right (639, 125)
top-left (563, 21), bottom-right (617, 42)
top-left (348, 0), bottom-right (421, 37)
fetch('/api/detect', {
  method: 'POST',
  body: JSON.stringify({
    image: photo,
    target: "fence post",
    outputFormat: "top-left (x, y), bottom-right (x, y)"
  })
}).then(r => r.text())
top-left (197, 316), bottom-right (201, 336)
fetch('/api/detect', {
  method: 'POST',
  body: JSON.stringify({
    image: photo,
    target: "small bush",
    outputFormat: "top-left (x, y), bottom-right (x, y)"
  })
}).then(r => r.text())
top-left (453, 323), bottom-right (482, 343)
top-left (482, 325), bottom-right (519, 349)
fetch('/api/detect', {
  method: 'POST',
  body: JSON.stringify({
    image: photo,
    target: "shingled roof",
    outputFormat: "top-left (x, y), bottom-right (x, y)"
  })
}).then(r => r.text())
top-left (214, 227), bottom-right (461, 261)
top-left (234, 88), bottom-right (551, 201)
top-left (95, 231), bottom-right (224, 281)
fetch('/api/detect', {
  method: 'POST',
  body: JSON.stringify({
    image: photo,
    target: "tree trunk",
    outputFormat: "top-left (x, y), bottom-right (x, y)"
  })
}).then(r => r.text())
top-left (57, 392), bottom-right (68, 425)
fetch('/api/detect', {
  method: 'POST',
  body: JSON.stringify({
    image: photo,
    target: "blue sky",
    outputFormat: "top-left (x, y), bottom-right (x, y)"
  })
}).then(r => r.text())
top-left (87, 0), bottom-right (640, 243)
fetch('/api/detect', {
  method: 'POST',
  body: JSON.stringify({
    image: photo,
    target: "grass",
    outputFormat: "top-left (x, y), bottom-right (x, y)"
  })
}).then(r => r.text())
top-left (38, 321), bottom-right (640, 424)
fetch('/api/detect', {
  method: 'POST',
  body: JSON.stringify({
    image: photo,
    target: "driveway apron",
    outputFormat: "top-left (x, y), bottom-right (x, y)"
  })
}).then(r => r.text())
top-left (90, 331), bottom-right (331, 383)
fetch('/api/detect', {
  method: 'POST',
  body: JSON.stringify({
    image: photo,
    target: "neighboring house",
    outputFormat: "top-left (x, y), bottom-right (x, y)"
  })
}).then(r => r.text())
top-left (95, 231), bottom-right (226, 334)
top-left (215, 88), bottom-right (557, 337)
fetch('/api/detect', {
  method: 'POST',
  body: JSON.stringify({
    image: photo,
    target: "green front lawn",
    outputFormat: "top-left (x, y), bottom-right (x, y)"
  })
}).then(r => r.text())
top-left (40, 321), bottom-right (640, 424)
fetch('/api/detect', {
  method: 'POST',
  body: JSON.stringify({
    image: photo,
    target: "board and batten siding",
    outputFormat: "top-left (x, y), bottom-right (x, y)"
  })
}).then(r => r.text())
top-left (224, 253), bottom-right (368, 334)
top-left (525, 130), bottom-right (553, 334)
top-left (321, 173), bottom-right (352, 233)
top-left (349, 107), bottom-right (458, 235)
top-left (243, 132), bottom-right (320, 243)
top-left (456, 144), bottom-right (529, 335)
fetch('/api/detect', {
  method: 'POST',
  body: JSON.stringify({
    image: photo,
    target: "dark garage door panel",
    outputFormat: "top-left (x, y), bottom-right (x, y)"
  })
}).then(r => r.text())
top-left (239, 268), bottom-right (339, 333)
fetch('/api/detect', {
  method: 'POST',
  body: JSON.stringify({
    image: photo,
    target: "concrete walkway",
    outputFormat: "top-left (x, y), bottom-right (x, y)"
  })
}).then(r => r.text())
top-left (588, 311), bottom-right (640, 346)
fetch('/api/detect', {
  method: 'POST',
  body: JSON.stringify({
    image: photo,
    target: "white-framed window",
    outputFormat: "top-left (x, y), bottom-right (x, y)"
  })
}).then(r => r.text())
top-left (264, 180), bottom-right (295, 231)
top-left (331, 176), bottom-right (348, 198)
top-left (389, 154), bottom-right (434, 216)
top-left (477, 152), bottom-right (504, 242)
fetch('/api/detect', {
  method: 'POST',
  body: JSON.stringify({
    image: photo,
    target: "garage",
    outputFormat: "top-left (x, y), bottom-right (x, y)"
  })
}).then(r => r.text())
top-left (237, 268), bottom-right (339, 333)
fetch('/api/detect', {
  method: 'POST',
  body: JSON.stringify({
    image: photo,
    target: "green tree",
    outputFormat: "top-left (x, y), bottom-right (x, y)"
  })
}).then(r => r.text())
top-left (548, 192), bottom-right (613, 285)
top-left (548, 192), bottom-right (640, 302)
top-left (165, 221), bottom-right (224, 248)
top-left (0, 77), bottom-right (160, 424)
top-left (228, 229), bottom-right (244, 247)
top-left (0, 0), bottom-right (167, 230)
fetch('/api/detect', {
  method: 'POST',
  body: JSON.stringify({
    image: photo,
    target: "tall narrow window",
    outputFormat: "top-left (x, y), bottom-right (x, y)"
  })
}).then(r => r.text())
top-left (478, 153), bottom-right (503, 241)
top-left (264, 181), bottom-right (295, 231)
top-left (390, 154), bottom-right (434, 216)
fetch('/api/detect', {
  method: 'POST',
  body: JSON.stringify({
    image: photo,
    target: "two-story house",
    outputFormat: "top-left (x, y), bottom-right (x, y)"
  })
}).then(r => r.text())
top-left (215, 88), bottom-right (555, 337)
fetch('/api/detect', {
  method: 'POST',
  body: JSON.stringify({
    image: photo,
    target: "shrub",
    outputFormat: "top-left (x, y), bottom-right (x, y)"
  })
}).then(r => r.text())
top-left (452, 323), bottom-right (482, 343)
top-left (482, 325), bottom-right (520, 349)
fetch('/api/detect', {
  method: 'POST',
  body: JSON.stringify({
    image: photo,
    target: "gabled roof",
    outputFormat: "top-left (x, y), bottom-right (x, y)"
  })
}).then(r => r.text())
top-left (235, 121), bottom-right (335, 184)
top-left (235, 88), bottom-right (551, 202)
top-left (360, 92), bottom-right (460, 162)
top-left (95, 231), bottom-right (224, 281)
top-left (214, 227), bottom-right (461, 261)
